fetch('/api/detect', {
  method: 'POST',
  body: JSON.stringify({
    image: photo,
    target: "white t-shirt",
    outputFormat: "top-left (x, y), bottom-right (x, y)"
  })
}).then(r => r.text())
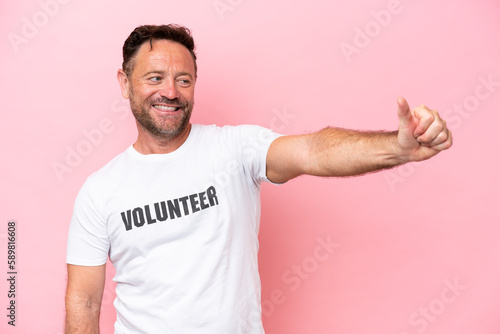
top-left (66, 124), bottom-right (282, 334)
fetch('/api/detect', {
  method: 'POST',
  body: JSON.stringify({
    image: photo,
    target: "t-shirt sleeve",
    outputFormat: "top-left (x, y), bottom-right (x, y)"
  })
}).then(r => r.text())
top-left (229, 125), bottom-right (283, 184)
top-left (66, 179), bottom-right (110, 266)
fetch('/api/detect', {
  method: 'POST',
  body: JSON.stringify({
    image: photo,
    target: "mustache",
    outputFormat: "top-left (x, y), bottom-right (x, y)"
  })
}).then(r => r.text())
top-left (150, 97), bottom-right (187, 108)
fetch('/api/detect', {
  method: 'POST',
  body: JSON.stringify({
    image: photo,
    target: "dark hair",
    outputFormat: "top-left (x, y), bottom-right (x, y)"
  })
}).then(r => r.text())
top-left (122, 24), bottom-right (197, 77)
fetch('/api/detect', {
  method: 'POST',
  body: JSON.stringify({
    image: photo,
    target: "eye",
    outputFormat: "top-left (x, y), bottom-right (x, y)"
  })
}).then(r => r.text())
top-left (149, 76), bottom-right (162, 83)
top-left (177, 78), bottom-right (191, 87)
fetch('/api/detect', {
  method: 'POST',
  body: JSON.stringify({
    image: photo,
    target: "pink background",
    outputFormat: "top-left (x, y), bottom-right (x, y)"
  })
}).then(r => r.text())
top-left (1, 0), bottom-right (499, 333)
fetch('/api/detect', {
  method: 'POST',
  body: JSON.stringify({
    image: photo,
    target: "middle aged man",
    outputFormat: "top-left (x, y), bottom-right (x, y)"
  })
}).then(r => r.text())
top-left (65, 24), bottom-right (452, 334)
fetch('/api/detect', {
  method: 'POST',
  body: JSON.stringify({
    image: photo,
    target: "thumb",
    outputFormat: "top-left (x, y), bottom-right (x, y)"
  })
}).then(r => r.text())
top-left (397, 96), bottom-right (412, 128)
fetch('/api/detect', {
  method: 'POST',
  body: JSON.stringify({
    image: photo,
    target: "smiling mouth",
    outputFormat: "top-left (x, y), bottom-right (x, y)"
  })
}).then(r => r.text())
top-left (152, 104), bottom-right (181, 111)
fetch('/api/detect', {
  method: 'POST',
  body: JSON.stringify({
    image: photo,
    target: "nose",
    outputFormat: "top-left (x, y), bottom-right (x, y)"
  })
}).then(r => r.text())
top-left (158, 79), bottom-right (179, 100)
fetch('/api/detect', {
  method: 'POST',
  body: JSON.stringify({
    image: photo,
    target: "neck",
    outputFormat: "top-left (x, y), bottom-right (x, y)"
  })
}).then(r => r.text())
top-left (133, 123), bottom-right (192, 154)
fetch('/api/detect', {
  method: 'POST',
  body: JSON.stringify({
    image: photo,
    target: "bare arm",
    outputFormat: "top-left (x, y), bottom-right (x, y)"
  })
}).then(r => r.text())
top-left (266, 97), bottom-right (453, 183)
top-left (65, 264), bottom-right (106, 334)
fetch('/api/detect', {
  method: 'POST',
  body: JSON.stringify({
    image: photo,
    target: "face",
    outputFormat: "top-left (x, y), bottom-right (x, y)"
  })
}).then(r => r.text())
top-left (119, 39), bottom-right (196, 140)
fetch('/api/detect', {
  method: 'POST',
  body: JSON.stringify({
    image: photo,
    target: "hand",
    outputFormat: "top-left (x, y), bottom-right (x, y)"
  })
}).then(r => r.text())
top-left (396, 97), bottom-right (452, 162)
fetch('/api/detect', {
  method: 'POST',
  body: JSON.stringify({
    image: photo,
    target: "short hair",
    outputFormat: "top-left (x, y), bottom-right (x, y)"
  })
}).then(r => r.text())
top-left (122, 24), bottom-right (197, 77)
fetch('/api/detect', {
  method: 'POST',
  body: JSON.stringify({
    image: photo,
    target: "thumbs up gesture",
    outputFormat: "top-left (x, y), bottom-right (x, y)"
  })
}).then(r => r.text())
top-left (396, 97), bottom-right (453, 162)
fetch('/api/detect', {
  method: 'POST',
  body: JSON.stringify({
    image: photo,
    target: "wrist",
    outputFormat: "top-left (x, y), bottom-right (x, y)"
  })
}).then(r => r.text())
top-left (384, 130), bottom-right (412, 166)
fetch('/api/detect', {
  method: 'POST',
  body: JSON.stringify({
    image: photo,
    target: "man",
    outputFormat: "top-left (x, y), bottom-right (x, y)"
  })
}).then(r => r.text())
top-left (65, 24), bottom-right (452, 334)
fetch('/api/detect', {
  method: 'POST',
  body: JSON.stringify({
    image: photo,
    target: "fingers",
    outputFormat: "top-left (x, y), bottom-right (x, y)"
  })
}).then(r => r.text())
top-left (413, 105), bottom-right (437, 137)
top-left (397, 96), bottom-right (412, 128)
top-left (413, 105), bottom-right (453, 150)
top-left (396, 98), bottom-right (453, 161)
top-left (421, 128), bottom-right (453, 150)
top-left (436, 129), bottom-right (453, 150)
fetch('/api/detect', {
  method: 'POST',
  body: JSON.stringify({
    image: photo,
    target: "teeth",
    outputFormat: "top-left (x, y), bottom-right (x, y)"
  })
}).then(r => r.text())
top-left (153, 105), bottom-right (178, 111)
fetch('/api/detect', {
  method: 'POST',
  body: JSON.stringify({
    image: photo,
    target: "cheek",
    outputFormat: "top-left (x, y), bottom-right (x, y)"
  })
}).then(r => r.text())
top-left (181, 88), bottom-right (195, 102)
top-left (134, 87), bottom-right (159, 103)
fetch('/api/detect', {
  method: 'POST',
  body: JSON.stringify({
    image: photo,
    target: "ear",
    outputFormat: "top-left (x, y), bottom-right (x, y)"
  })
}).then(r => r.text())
top-left (117, 69), bottom-right (131, 99)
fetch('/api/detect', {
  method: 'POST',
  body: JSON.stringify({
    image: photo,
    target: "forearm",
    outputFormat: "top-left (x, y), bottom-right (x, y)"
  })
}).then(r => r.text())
top-left (307, 127), bottom-right (406, 177)
top-left (267, 99), bottom-right (451, 183)
top-left (65, 293), bottom-right (101, 334)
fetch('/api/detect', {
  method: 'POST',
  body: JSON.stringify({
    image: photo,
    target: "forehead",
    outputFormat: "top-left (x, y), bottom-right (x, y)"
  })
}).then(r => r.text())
top-left (133, 39), bottom-right (195, 74)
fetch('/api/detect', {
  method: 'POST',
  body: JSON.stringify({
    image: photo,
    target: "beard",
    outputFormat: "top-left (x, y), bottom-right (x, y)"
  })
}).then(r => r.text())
top-left (129, 88), bottom-right (193, 140)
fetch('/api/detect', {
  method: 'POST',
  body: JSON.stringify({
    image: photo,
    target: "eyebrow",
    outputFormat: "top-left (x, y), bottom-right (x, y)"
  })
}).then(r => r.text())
top-left (142, 70), bottom-right (193, 79)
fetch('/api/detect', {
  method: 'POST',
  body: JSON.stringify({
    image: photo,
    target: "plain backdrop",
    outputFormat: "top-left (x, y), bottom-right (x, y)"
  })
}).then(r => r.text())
top-left (1, 0), bottom-right (499, 333)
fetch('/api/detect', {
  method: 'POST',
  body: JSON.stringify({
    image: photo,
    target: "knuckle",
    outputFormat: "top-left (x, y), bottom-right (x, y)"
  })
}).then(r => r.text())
top-left (422, 111), bottom-right (435, 121)
top-left (434, 122), bottom-right (444, 133)
top-left (418, 134), bottom-right (430, 143)
top-left (436, 131), bottom-right (447, 142)
top-left (440, 132), bottom-right (453, 149)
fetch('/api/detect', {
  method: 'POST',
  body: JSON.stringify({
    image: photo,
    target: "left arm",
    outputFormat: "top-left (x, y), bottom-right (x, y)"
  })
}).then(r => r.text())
top-left (266, 97), bottom-right (453, 183)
